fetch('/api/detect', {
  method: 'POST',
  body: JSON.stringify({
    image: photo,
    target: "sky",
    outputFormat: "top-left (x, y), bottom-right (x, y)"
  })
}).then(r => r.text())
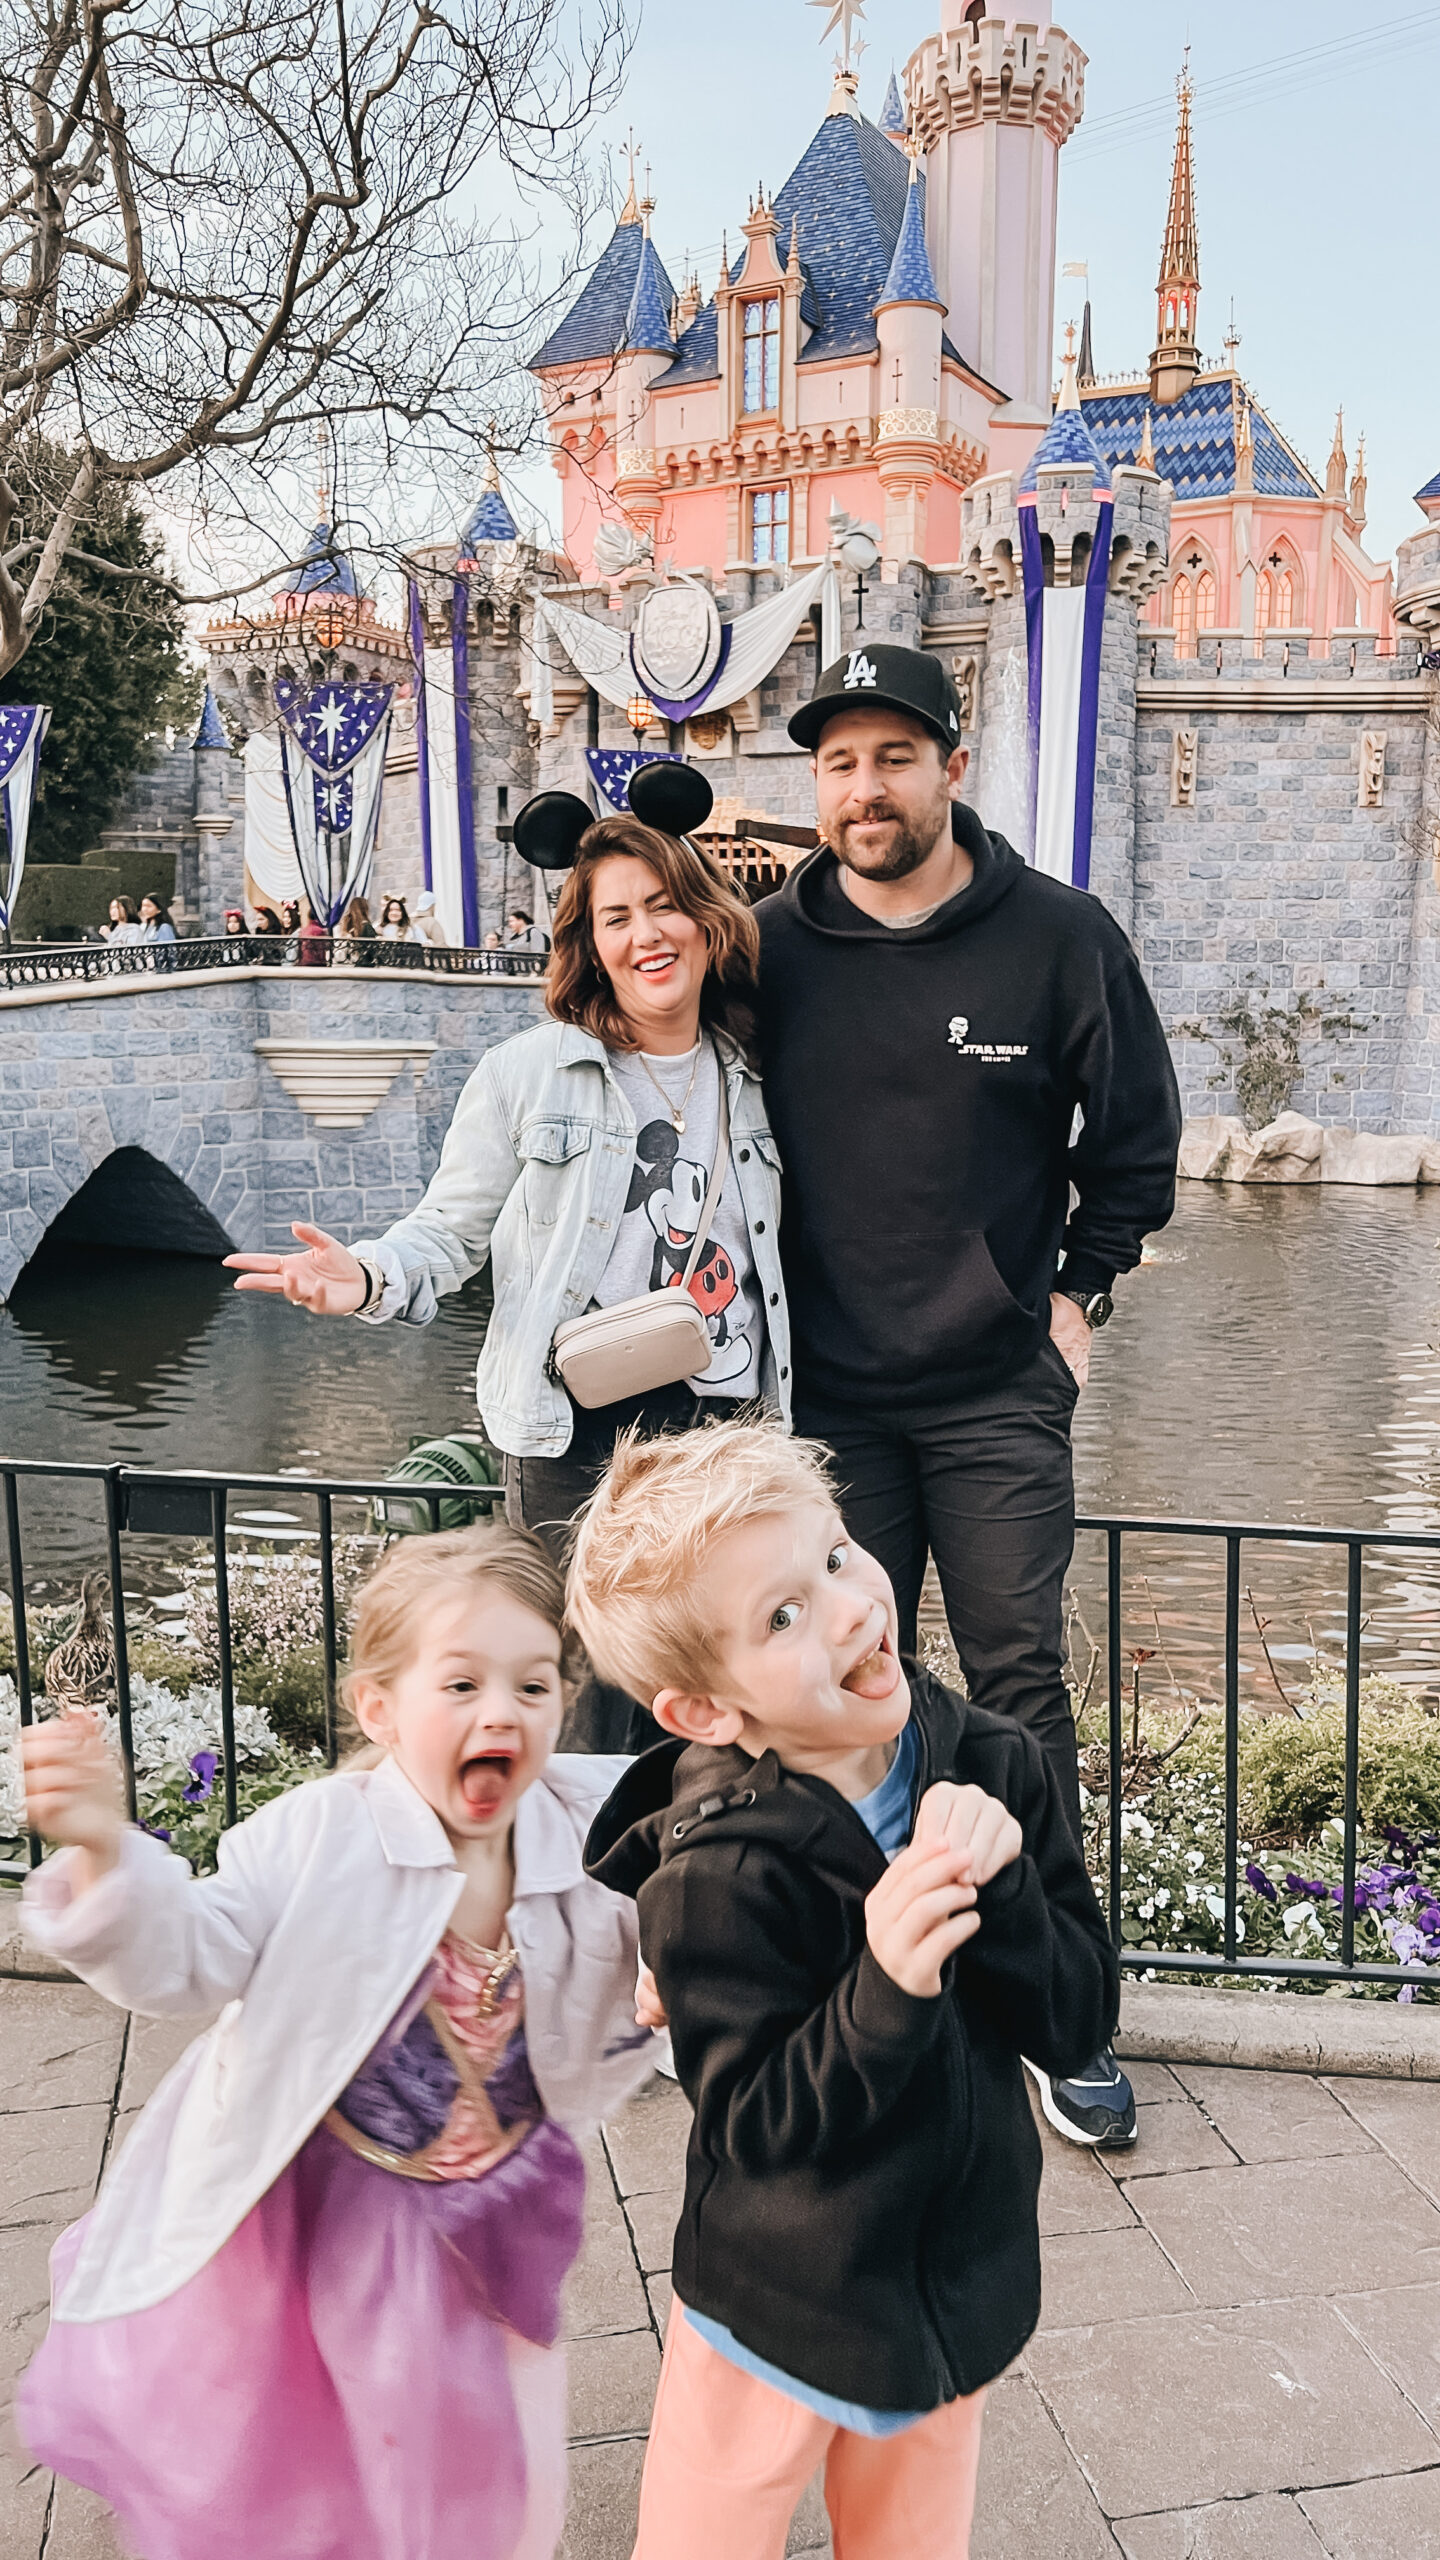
top-left (505, 0), bottom-right (1440, 568)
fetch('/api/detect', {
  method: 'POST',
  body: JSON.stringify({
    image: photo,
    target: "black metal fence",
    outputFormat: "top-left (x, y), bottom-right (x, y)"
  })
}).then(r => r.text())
top-left (2, 1459), bottom-right (1435, 1992)
top-left (0, 935), bottom-right (547, 992)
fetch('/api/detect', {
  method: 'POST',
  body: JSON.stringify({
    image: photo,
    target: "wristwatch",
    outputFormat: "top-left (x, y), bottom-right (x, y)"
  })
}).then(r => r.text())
top-left (1058, 1287), bottom-right (1114, 1330)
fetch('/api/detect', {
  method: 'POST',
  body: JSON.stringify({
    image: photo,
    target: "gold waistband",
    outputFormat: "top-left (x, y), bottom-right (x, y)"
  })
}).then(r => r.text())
top-left (323, 2104), bottom-right (530, 2183)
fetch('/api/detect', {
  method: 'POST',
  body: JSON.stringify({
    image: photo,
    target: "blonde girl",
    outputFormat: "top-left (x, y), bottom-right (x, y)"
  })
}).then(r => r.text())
top-left (18, 1526), bottom-right (656, 2560)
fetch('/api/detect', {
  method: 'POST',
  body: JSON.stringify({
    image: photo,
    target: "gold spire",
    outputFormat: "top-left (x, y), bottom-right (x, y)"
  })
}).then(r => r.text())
top-left (1137, 409), bottom-right (1156, 472)
top-left (1057, 320), bottom-right (1081, 412)
top-left (618, 130), bottom-right (641, 226)
top-left (1326, 405), bottom-right (1348, 501)
top-left (1150, 61), bottom-right (1201, 406)
top-left (1233, 391), bottom-right (1254, 495)
top-left (1349, 433), bottom-right (1368, 530)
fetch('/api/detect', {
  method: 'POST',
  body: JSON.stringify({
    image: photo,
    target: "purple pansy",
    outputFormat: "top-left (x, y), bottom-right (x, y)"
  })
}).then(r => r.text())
top-left (182, 1750), bottom-right (219, 1806)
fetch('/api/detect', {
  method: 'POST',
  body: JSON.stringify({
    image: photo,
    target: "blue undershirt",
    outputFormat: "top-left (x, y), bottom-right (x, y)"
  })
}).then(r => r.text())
top-left (682, 1718), bottom-right (926, 2438)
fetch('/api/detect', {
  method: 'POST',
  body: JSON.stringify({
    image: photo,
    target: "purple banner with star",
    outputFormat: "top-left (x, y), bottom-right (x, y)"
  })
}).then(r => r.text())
top-left (584, 747), bottom-right (682, 813)
top-left (0, 703), bottom-right (51, 935)
top-left (273, 677), bottom-right (393, 927)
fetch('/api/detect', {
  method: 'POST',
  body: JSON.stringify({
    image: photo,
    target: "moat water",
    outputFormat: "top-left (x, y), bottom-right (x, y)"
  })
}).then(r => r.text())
top-left (5, 1185), bottom-right (1440, 1706)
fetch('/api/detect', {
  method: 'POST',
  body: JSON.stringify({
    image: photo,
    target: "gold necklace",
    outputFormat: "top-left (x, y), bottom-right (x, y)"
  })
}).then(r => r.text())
top-left (636, 1040), bottom-right (703, 1135)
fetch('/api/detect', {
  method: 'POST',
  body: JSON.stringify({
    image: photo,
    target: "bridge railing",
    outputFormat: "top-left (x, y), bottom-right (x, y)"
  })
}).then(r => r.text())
top-left (1, 1458), bottom-right (1436, 1994)
top-left (0, 935), bottom-right (547, 992)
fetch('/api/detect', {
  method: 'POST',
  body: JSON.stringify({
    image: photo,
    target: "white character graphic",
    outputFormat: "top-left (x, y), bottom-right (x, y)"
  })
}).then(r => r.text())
top-left (625, 1120), bottom-right (754, 1382)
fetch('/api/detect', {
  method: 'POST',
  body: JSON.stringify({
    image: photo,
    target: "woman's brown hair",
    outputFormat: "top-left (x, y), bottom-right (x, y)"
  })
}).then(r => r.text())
top-left (546, 815), bottom-right (760, 1062)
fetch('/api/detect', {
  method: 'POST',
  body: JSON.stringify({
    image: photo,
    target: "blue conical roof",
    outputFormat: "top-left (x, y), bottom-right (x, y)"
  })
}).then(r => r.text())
top-left (193, 686), bottom-right (228, 751)
top-left (876, 165), bottom-right (943, 311)
top-left (1020, 400), bottom-right (1110, 490)
top-left (879, 69), bottom-right (905, 136)
top-left (623, 230), bottom-right (676, 354)
top-left (460, 486), bottom-right (519, 548)
top-left (286, 521), bottom-right (361, 599)
top-left (1416, 467), bottom-right (1440, 507)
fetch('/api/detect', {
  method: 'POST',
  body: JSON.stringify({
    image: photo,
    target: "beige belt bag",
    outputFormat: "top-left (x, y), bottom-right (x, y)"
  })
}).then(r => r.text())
top-left (552, 1057), bottom-right (731, 1412)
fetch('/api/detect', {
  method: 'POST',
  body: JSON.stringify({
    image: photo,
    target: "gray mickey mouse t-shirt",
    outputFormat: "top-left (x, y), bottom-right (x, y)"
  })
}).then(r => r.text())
top-left (590, 1040), bottom-right (766, 1402)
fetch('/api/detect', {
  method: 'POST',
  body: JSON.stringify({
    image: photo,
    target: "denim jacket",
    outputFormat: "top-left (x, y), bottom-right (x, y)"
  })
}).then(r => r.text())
top-left (356, 1019), bottom-right (791, 1456)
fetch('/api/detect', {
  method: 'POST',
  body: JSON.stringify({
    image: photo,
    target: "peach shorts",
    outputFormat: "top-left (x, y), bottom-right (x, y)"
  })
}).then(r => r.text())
top-left (631, 2305), bottom-right (988, 2560)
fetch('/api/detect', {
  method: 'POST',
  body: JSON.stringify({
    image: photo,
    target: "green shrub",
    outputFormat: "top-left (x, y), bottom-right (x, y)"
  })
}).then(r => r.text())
top-left (125, 1635), bottom-right (199, 1696)
top-left (1168, 1691), bottom-right (1440, 1844)
top-left (237, 1645), bottom-right (329, 1753)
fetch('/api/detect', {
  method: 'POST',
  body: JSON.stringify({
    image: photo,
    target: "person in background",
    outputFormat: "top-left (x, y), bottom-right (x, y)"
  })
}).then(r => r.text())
top-left (223, 908), bottom-right (248, 938)
top-left (505, 907), bottom-right (551, 957)
top-left (338, 896), bottom-right (378, 962)
top-left (482, 930), bottom-right (503, 954)
top-left (413, 890), bottom-right (447, 949)
top-left (102, 897), bottom-right (142, 945)
top-left (296, 894), bottom-right (330, 967)
top-left (252, 903), bottom-right (285, 961)
top-left (138, 895), bottom-right (177, 945)
top-left (378, 895), bottom-right (422, 945)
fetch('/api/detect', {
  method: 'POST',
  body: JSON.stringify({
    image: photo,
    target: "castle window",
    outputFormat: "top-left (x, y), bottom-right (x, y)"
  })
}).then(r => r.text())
top-left (1256, 562), bottom-right (1295, 641)
top-left (1171, 575), bottom-right (1195, 656)
top-left (1195, 570), bottom-right (1216, 630)
top-left (742, 297), bottom-right (780, 414)
top-left (750, 485), bottom-right (790, 565)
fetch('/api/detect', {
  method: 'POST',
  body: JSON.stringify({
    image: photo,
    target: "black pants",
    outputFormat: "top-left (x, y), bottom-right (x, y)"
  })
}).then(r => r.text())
top-left (505, 1385), bottom-right (744, 1755)
top-left (794, 1338), bottom-right (1083, 1840)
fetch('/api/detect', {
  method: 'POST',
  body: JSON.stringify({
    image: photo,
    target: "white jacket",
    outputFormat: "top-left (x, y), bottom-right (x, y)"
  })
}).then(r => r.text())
top-left (23, 1754), bottom-right (656, 2324)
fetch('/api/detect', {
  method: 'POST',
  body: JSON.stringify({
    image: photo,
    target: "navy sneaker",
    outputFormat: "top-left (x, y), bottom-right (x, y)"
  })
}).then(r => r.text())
top-left (1024, 2049), bottom-right (1138, 2148)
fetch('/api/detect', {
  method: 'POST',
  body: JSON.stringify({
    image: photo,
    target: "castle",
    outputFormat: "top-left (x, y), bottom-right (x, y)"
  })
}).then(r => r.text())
top-left (171, 3), bottom-right (1440, 1144)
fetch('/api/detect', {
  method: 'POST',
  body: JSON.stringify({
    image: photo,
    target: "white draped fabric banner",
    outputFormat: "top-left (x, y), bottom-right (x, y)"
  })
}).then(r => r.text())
top-left (539, 555), bottom-right (829, 718)
top-left (420, 645), bottom-right (465, 947)
top-left (243, 732), bottom-right (304, 906)
top-left (1032, 587), bottom-right (1087, 883)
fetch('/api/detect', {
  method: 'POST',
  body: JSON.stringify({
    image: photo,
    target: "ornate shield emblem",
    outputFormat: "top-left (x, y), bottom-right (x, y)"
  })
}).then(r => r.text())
top-left (633, 582), bottom-right (723, 705)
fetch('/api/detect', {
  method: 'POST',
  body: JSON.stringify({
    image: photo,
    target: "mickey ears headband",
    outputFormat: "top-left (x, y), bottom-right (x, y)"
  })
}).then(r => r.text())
top-left (511, 759), bottom-right (715, 869)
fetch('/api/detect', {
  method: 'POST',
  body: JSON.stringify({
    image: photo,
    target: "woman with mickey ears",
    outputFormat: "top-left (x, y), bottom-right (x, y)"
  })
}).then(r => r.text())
top-left (225, 762), bottom-right (790, 1751)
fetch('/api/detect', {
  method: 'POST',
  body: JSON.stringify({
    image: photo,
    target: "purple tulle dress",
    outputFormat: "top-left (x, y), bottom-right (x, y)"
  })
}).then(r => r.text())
top-left (19, 1934), bottom-right (586, 2560)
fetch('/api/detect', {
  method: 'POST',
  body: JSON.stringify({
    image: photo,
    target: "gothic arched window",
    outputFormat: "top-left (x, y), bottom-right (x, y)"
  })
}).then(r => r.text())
top-left (1172, 575), bottom-right (1195, 656)
top-left (1195, 570), bottom-right (1217, 631)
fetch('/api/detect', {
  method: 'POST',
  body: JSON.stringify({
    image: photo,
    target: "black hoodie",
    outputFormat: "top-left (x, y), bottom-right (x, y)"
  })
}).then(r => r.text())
top-left (584, 1667), bottom-right (1119, 2410)
top-left (756, 808), bottom-right (1182, 1403)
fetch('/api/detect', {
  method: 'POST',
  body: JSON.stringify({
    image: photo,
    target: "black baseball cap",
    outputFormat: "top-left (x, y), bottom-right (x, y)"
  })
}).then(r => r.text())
top-left (788, 643), bottom-right (963, 753)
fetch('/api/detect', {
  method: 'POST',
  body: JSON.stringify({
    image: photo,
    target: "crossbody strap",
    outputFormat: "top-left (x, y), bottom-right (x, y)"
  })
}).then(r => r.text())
top-left (678, 1041), bottom-right (731, 1292)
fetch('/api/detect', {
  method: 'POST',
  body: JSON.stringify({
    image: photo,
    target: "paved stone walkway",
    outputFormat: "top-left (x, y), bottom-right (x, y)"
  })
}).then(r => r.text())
top-left (2, 1983), bottom-right (1439, 2557)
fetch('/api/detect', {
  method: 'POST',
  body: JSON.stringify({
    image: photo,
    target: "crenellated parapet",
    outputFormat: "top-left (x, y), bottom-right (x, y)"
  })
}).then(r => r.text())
top-left (956, 456), bottom-right (1170, 607)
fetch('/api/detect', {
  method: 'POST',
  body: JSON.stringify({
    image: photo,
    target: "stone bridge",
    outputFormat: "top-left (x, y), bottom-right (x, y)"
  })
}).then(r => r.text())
top-left (0, 965), bottom-right (547, 1300)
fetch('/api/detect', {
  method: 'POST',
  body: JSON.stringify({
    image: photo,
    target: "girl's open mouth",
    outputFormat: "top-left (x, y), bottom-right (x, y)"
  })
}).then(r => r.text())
top-left (458, 1751), bottom-right (515, 1816)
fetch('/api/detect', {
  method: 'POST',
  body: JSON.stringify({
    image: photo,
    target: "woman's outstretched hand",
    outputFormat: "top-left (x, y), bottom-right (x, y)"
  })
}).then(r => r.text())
top-left (23, 1711), bottom-right (125, 1894)
top-left (224, 1222), bottom-right (368, 1316)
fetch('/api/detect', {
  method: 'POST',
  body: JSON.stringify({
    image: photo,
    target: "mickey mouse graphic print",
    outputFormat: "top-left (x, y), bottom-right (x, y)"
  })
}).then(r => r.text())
top-left (590, 1043), bottom-right (764, 1396)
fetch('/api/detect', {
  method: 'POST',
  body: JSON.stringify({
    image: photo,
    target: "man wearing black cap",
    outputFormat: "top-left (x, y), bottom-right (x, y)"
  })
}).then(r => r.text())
top-left (759, 642), bottom-right (1182, 2150)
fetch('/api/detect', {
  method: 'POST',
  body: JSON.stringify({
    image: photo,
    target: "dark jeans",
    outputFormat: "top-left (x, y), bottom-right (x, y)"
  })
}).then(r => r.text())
top-left (794, 1337), bottom-right (1083, 1840)
top-left (505, 1385), bottom-right (744, 1755)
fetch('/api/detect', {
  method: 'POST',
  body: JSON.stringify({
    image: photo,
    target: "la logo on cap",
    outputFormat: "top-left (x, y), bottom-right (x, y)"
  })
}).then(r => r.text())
top-left (843, 651), bottom-right (878, 690)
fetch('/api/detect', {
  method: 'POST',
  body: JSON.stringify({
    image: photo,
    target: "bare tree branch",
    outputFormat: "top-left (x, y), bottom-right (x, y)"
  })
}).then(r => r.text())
top-left (0, 0), bottom-right (631, 678)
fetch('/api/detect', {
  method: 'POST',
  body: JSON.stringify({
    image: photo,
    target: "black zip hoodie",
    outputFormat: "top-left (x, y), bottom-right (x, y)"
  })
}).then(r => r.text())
top-left (757, 807), bottom-right (1182, 1402)
top-left (584, 1667), bottom-right (1119, 2410)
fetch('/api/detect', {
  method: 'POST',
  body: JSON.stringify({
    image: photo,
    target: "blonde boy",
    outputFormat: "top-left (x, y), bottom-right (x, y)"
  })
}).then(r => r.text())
top-left (573, 1421), bottom-right (1118, 2560)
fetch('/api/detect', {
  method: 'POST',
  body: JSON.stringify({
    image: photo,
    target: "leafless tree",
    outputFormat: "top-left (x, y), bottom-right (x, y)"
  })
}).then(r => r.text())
top-left (0, 0), bottom-right (628, 678)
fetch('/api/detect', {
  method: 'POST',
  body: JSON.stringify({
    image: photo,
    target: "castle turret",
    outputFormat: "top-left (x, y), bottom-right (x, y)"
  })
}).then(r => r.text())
top-left (611, 202), bottom-right (676, 554)
top-left (873, 153), bottom-right (946, 571)
top-left (1150, 68), bottom-right (1200, 406)
top-left (905, 7), bottom-right (1086, 458)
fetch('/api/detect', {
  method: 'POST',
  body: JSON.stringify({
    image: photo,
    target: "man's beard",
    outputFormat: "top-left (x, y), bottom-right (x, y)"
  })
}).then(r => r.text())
top-left (829, 792), bottom-right (951, 883)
